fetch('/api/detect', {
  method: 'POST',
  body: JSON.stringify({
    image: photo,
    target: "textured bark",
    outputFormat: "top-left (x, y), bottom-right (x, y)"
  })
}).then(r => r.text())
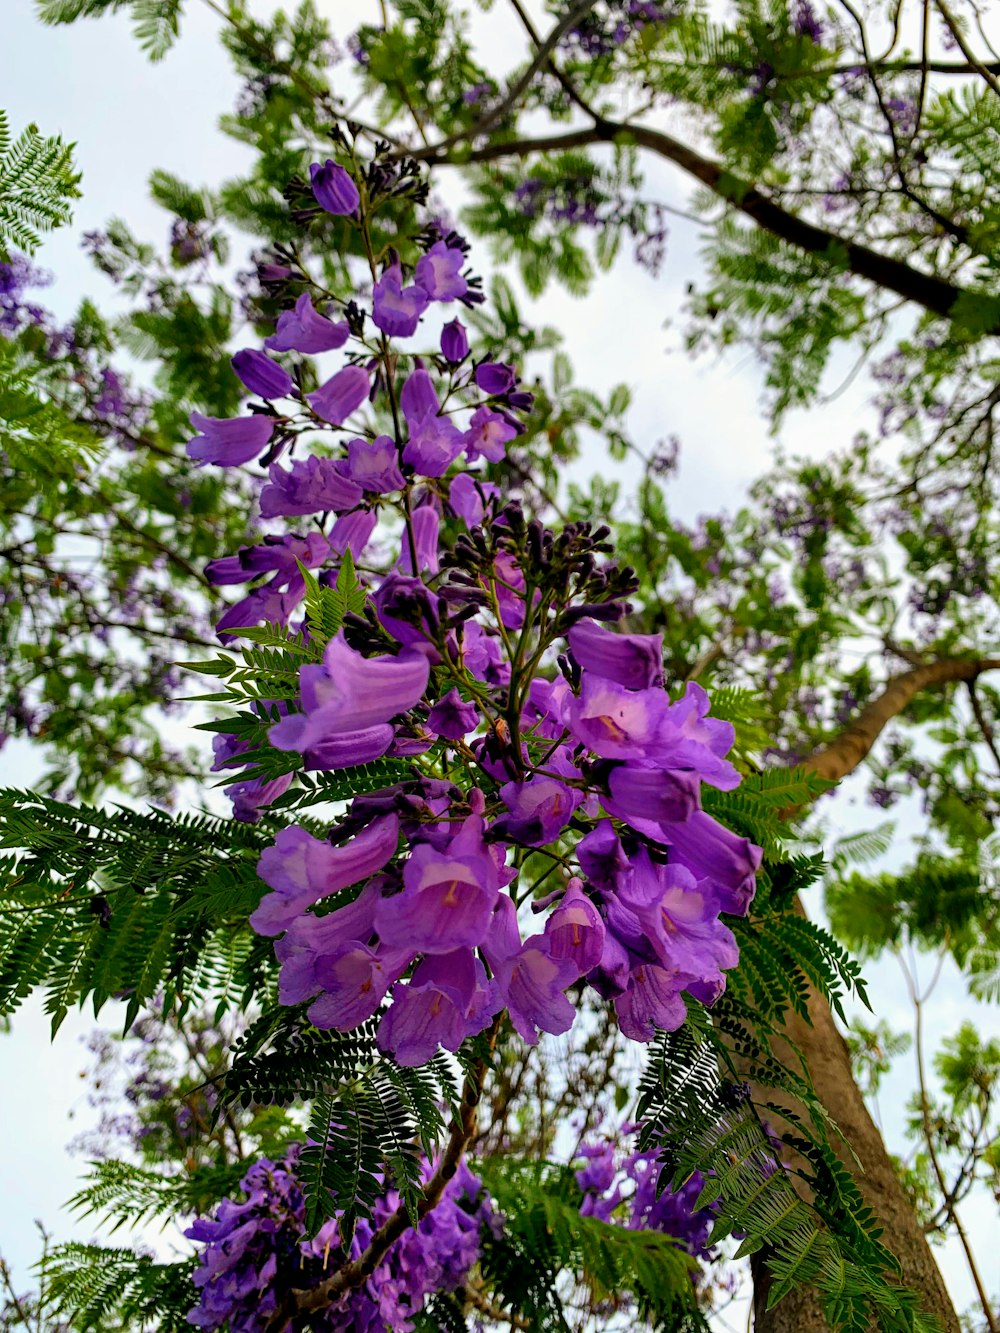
top-left (751, 658), bottom-right (1000, 1333)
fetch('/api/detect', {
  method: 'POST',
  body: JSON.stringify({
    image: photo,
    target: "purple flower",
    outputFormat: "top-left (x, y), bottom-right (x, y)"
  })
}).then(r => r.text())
top-left (658, 811), bottom-right (760, 916)
top-left (274, 881), bottom-right (383, 1004)
top-left (259, 455), bottom-right (362, 518)
top-left (493, 775), bottom-right (583, 846)
top-left (615, 963), bottom-right (688, 1040)
top-left (566, 674), bottom-right (669, 760)
top-left (605, 763), bottom-right (702, 827)
top-left (309, 940), bottom-right (414, 1029)
top-left (250, 816), bottom-right (400, 936)
top-left (339, 434), bottom-right (405, 493)
top-left (374, 573), bottom-right (442, 649)
top-left (401, 371), bottom-right (465, 475)
top-left (372, 262), bottom-right (430, 337)
top-left (307, 363), bottom-right (370, 424)
top-left (232, 348), bottom-right (295, 400)
top-left (187, 411), bottom-right (275, 467)
top-left (374, 815), bottom-right (500, 953)
top-left (482, 896), bottom-right (578, 1044)
top-left (399, 503), bottom-right (440, 574)
top-left (463, 406), bottom-right (516, 463)
top-left (269, 631), bottom-right (430, 757)
top-left (330, 507), bottom-right (377, 557)
top-left (414, 241), bottom-right (468, 302)
top-left (265, 293), bottom-right (350, 353)
top-left (440, 319), bottom-right (469, 363)
top-left (475, 361), bottom-right (517, 396)
top-left (568, 618), bottom-right (663, 690)
top-left (449, 471), bottom-right (497, 527)
top-left (427, 688), bottom-right (479, 741)
top-left (378, 948), bottom-right (498, 1065)
top-left (543, 879), bottom-right (606, 973)
top-left (310, 159), bottom-right (360, 216)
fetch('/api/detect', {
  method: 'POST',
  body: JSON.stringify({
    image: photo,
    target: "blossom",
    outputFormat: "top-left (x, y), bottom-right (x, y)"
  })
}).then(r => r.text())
top-left (377, 949), bottom-right (498, 1065)
top-left (307, 363), bottom-right (370, 424)
top-left (231, 348), bottom-right (295, 400)
top-left (310, 158), bottom-right (360, 215)
top-left (544, 878), bottom-right (605, 973)
top-left (568, 617), bottom-right (663, 690)
top-left (187, 411), bottom-right (274, 467)
top-left (414, 240), bottom-right (468, 301)
top-left (339, 434), bottom-right (405, 493)
top-left (258, 455), bottom-right (362, 518)
top-left (482, 896), bottom-right (578, 1044)
top-left (264, 292), bottom-right (350, 353)
top-left (250, 816), bottom-right (400, 936)
top-left (427, 688), bottom-right (479, 740)
top-left (398, 503), bottom-right (440, 574)
top-left (269, 631), bottom-right (430, 759)
top-left (401, 370), bottom-right (464, 475)
top-left (475, 361), bottom-right (517, 395)
top-left (374, 815), bottom-right (500, 953)
top-left (330, 506), bottom-right (377, 557)
top-left (449, 471), bottom-right (497, 526)
top-left (463, 405), bottom-right (516, 462)
top-left (372, 261), bottom-right (430, 337)
top-left (493, 775), bottom-right (583, 846)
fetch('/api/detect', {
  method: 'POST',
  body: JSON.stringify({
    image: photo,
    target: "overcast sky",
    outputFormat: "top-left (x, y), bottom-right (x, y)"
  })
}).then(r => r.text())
top-left (2, 0), bottom-right (999, 1324)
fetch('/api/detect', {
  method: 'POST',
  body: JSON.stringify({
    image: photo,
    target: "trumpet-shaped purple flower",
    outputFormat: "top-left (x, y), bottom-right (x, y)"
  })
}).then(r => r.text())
top-left (269, 632), bottom-right (430, 756)
top-left (310, 159), bottom-right (360, 215)
top-left (375, 815), bottom-right (500, 954)
top-left (427, 688), bottom-right (479, 740)
top-left (307, 363), bottom-right (370, 425)
top-left (400, 370), bottom-right (465, 475)
top-left (377, 949), bottom-right (498, 1065)
top-left (309, 940), bottom-right (414, 1030)
top-left (463, 405), bottom-right (516, 463)
top-left (274, 879), bottom-right (383, 1004)
top-left (339, 434), bottom-right (405, 493)
top-left (258, 455), bottom-right (362, 518)
top-left (264, 292), bottom-right (350, 353)
top-left (414, 241), bottom-right (468, 302)
top-left (566, 674), bottom-right (669, 760)
top-left (544, 878), bottom-right (606, 973)
top-left (475, 361), bottom-right (517, 396)
top-left (373, 262), bottom-right (430, 337)
top-left (232, 349), bottom-right (294, 400)
top-left (251, 816), bottom-right (399, 936)
top-left (482, 896), bottom-right (578, 1044)
top-left (374, 573), bottom-right (442, 650)
top-left (330, 506), bottom-right (377, 557)
top-left (658, 811), bottom-right (761, 916)
top-left (615, 962), bottom-right (688, 1040)
top-left (493, 775), bottom-right (583, 846)
top-left (449, 471), bottom-right (497, 526)
top-left (568, 617), bottom-right (663, 690)
top-left (398, 503), bottom-right (440, 574)
top-left (187, 411), bottom-right (274, 467)
top-left (211, 732), bottom-right (293, 823)
top-left (605, 762), bottom-right (702, 827)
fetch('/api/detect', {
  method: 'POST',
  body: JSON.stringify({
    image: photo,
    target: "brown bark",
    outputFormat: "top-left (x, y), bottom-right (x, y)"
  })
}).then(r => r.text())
top-left (752, 657), bottom-right (1000, 1332)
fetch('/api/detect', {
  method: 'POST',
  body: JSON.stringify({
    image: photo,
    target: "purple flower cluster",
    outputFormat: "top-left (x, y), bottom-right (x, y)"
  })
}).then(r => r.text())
top-left (186, 1150), bottom-right (496, 1332)
top-left (191, 151), bottom-right (760, 1066)
top-left (576, 1129), bottom-right (717, 1261)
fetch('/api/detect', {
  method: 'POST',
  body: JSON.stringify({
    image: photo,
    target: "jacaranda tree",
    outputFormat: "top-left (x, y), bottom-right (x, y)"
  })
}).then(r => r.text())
top-left (1, 1), bottom-right (999, 1331)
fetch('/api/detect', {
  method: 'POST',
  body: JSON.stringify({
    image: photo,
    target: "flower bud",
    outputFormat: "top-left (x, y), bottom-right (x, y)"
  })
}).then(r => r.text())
top-left (440, 318), bottom-right (469, 364)
top-left (309, 159), bottom-right (360, 216)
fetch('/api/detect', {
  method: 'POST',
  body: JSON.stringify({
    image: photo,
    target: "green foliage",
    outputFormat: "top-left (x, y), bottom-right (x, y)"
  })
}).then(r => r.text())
top-left (41, 1242), bottom-right (195, 1332)
top-left (0, 109), bottom-right (79, 255)
top-left (478, 1157), bottom-right (705, 1332)
top-left (36, 0), bottom-right (184, 61)
top-left (0, 790), bottom-right (273, 1031)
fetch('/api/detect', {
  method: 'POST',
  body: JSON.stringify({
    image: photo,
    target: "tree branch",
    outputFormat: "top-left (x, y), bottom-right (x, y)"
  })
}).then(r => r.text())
top-left (803, 656), bottom-right (1000, 784)
top-left (420, 121), bottom-right (994, 329)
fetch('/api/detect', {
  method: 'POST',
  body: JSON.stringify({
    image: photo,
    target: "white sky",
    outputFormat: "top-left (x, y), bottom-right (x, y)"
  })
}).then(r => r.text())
top-left (2, 0), bottom-right (999, 1325)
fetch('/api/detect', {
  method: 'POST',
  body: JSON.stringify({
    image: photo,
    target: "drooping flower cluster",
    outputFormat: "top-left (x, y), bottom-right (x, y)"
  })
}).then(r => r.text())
top-left (185, 1149), bottom-right (496, 1332)
top-left (190, 142), bottom-right (761, 1066)
top-left (575, 1130), bottom-right (717, 1262)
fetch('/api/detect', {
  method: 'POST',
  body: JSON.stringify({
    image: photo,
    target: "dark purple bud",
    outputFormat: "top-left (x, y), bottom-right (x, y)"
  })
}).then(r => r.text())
top-left (310, 159), bottom-right (360, 216)
top-left (232, 348), bottom-right (295, 400)
top-left (441, 319), bottom-right (469, 363)
top-left (475, 361), bottom-right (517, 396)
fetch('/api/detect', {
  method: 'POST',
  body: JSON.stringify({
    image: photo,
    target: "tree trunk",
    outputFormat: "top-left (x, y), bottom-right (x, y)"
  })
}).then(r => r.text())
top-left (751, 657), bottom-right (1000, 1332)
